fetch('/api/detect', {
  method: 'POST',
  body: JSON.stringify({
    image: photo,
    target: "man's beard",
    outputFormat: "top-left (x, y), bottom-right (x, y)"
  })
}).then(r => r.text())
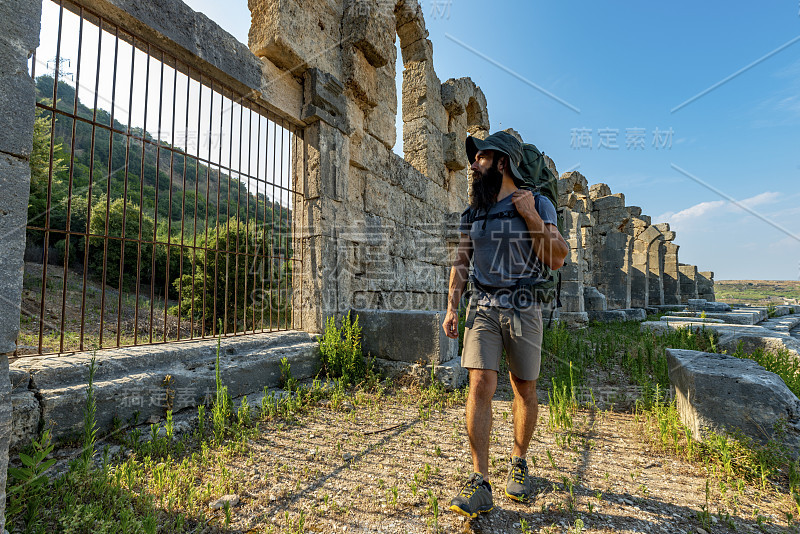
top-left (469, 160), bottom-right (503, 212)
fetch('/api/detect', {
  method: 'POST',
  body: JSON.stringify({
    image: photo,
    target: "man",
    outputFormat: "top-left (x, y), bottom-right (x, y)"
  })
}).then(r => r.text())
top-left (442, 131), bottom-right (568, 517)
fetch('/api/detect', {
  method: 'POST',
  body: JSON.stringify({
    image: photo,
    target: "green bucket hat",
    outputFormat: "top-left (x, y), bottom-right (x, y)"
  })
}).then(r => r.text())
top-left (465, 131), bottom-right (524, 183)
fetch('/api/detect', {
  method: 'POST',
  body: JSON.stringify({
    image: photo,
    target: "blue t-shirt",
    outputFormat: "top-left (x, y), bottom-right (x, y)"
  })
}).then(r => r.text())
top-left (459, 193), bottom-right (558, 308)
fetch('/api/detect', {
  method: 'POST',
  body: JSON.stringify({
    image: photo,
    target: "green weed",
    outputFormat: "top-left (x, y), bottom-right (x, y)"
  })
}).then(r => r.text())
top-left (318, 311), bottom-right (368, 386)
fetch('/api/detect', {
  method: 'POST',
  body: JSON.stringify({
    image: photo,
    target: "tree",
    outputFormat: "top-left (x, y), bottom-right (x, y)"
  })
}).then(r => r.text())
top-left (28, 103), bottom-right (68, 245)
top-left (88, 197), bottom-right (155, 289)
top-left (174, 221), bottom-right (289, 332)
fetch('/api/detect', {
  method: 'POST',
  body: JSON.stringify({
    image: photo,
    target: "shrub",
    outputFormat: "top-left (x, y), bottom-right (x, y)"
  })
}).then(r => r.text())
top-left (87, 197), bottom-right (155, 288)
top-left (318, 311), bottom-right (367, 386)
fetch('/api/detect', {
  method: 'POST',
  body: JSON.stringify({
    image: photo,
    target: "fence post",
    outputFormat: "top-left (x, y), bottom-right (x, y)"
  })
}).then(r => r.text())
top-left (0, 0), bottom-right (43, 524)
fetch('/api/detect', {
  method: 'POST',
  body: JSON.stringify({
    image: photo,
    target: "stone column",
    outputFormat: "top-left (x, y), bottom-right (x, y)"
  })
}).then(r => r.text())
top-left (441, 77), bottom-right (489, 213)
top-left (662, 232), bottom-right (680, 305)
top-left (697, 271), bottom-right (715, 302)
top-left (628, 217), bottom-right (657, 309)
top-left (396, 2), bottom-right (449, 190)
top-left (292, 69), bottom-right (351, 333)
top-left (558, 209), bottom-right (590, 326)
top-left (0, 0), bottom-right (42, 522)
top-left (595, 231), bottom-right (632, 309)
top-left (679, 264), bottom-right (699, 304)
top-left (648, 234), bottom-right (665, 306)
top-left (557, 172), bottom-right (592, 326)
top-left (590, 187), bottom-right (633, 309)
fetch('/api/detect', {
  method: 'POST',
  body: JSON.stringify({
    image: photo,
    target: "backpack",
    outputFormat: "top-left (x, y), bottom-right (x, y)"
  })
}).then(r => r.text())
top-left (463, 143), bottom-right (565, 309)
top-left (517, 143), bottom-right (564, 309)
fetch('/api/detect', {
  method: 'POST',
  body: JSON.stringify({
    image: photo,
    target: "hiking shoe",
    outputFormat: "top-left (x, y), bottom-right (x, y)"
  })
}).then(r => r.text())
top-left (449, 473), bottom-right (493, 518)
top-left (505, 456), bottom-right (533, 502)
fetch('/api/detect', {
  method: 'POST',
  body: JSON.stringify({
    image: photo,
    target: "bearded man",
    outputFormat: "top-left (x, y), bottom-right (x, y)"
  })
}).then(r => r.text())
top-left (442, 131), bottom-right (568, 517)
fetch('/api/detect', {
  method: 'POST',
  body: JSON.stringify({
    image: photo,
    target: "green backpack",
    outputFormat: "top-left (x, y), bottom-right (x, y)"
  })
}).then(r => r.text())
top-left (516, 143), bottom-right (564, 309)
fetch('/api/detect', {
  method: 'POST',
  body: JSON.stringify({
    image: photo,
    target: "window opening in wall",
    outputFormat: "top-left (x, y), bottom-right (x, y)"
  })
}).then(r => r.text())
top-left (21, 0), bottom-right (303, 357)
top-left (392, 35), bottom-right (403, 158)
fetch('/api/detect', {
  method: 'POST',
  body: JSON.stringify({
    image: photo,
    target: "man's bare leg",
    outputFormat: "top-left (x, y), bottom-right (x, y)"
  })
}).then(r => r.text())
top-left (466, 368), bottom-right (498, 477)
top-left (509, 372), bottom-right (538, 458)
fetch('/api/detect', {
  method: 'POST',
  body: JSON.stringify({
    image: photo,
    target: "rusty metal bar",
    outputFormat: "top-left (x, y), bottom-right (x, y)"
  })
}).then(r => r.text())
top-left (37, 0), bottom-right (65, 354)
top-left (24, 0), bottom-right (304, 356)
top-left (133, 41), bottom-right (151, 346)
top-left (58, 5), bottom-right (84, 353)
top-left (78, 15), bottom-right (103, 352)
top-left (98, 24), bottom-right (121, 349)
top-left (232, 100), bottom-right (244, 336)
top-left (116, 31), bottom-right (137, 348)
top-left (201, 80), bottom-right (214, 339)
top-left (149, 49), bottom-right (165, 345)
top-left (164, 55), bottom-right (177, 343)
top-left (176, 62), bottom-right (190, 342)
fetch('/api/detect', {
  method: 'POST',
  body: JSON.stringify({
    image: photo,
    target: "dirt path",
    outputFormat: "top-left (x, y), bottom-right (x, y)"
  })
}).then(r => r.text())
top-left (201, 385), bottom-right (796, 534)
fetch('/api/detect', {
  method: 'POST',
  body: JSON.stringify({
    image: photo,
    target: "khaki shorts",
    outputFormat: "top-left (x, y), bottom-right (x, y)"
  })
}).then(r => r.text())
top-left (461, 305), bottom-right (543, 381)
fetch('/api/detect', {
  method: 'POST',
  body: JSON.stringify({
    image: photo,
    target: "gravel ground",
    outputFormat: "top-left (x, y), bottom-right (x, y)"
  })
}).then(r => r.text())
top-left (192, 381), bottom-right (797, 534)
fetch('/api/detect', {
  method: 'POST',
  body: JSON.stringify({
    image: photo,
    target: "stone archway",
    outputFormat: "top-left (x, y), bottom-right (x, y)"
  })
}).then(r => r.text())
top-left (631, 224), bottom-right (662, 308)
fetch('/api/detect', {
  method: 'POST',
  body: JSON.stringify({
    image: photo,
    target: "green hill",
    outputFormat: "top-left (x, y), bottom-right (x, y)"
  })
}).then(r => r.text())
top-left (30, 75), bottom-right (292, 300)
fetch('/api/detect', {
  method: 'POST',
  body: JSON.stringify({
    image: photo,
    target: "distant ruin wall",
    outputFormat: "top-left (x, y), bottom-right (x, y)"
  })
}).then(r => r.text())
top-left (556, 172), bottom-right (713, 325)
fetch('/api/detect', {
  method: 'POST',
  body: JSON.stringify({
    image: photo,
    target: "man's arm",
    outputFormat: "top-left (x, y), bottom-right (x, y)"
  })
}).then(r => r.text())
top-left (511, 189), bottom-right (568, 270)
top-left (443, 233), bottom-right (473, 339)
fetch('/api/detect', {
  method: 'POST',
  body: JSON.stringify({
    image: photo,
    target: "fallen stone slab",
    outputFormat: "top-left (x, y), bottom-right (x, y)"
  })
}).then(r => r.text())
top-left (702, 302), bottom-right (731, 312)
top-left (623, 308), bottom-right (648, 321)
top-left (588, 310), bottom-right (627, 322)
top-left (687, 299), bottom-right (731, 313)
top-left (687, 299), bottom-right (707, 310)
top-left (661, 316), bottom-right (724, 324)
top-left (558, 311), bottom-right (589, 328)
top-left (10, 331), bottom-right (320, 444)
top-left (667, 348), bottom-right (800, 455)
top-left (588, 309), bottom-right (646, 323)
top-left (650, 305), bottom-right (687, 313)
top-left (642, 320), bottom-right (800, 361)
top-left (668, 310), bottom-right (762, 325)
top-left (759, 314), bottom-right (800, 333)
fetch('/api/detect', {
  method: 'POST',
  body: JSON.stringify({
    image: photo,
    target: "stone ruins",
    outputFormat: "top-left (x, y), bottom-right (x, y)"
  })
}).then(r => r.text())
top-left (0, 0), bottom-right (722, 524)
top-left (246, 0), bottom-right (715, 333)
top-left (555, 171), bottom-right (716, 327)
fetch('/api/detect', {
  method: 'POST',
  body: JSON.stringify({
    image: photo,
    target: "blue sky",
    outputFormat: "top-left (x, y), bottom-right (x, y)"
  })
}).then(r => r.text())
top-left (184, 1), bottom-right (800, 280)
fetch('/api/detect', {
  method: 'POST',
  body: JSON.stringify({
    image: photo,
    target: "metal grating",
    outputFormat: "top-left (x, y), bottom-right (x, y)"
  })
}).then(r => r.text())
top-left (21, 0), bottom-right (303, 356)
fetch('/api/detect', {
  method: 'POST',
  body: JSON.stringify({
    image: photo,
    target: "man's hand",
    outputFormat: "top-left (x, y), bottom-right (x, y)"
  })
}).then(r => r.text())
top-left (442, 308), bottom-right (459, 339)
top-left (511, 188), bottom-right (568, 270)
top-left (510, 189), bottom-right (541, 223)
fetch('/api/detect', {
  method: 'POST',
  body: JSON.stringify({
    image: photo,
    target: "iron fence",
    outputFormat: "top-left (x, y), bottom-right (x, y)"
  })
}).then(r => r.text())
top-left (21, 0), bottom-right (303, 356)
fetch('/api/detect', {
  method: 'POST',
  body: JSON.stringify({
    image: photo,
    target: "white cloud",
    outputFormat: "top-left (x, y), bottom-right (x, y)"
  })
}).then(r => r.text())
top-left (736, 191), bottom-right (781, 209)
top-left (658, 191), bottom-right (781, 228)
top-left (658, 200), bottom-right (726, 226)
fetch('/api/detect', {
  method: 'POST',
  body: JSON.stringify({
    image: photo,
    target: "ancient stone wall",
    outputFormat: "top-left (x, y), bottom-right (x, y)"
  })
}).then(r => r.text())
top-left (0, 0), bottom-right (43, 522)
top-left (248, 0), bottom-right (491, 360)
